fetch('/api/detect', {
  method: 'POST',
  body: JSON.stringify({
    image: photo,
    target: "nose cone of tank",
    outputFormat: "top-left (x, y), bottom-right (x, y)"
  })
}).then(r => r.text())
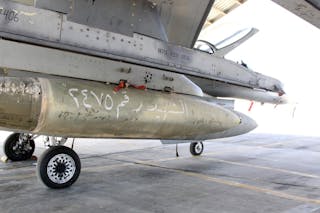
top-left (237, 111), bottom-right (258, 133)
top-left (200, 103), bottom-right (242, 134)
top-left (200, 111), bottom-right (257, 141)
top-left (220, 108), bottom-right (242, 130)
top-left (0, 77), bottom-right (41, 132)
top-left (216, 109), bottom-right (256, 134)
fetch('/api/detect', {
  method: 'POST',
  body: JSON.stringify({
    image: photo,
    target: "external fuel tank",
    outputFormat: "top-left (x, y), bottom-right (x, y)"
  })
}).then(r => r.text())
top-left (0, 77), bottom-right (250, 140)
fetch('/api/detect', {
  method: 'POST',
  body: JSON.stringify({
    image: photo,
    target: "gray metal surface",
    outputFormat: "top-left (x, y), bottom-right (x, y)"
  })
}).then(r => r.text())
top-left (54, 0), bottom-right (213, 47)
top-left (271, 0), bottom-right (320, 29)
top-left (67, 0), bottom-right (168, 43)
top-left (0, 0), bottom-right (285, 99)
top-left (157, 0), bottom-right (214, 47)
top-left (0, 39), bottom-right (203, 97)
top-left (35, 0), bottom-right (71, 13)
top-left (189, 76), bottom-right (288, 104)
top-left (59, 20), bottom-right (283, 93)
top-left (0, 0), bottom-right (61, 41)
top-left (1, 133), bottom-right (320, 212)
top-left (0, 36), bottom-right (286, 103)
top-left (307, 0), bottom-right (320, 9)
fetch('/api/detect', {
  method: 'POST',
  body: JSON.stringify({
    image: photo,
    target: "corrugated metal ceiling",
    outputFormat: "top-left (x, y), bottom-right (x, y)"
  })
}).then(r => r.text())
top-left (204, 0), bottom-right (247, 28)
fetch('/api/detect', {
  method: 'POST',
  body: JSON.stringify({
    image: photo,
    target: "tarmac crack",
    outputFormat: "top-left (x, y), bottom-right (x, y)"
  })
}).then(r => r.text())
top-left (271, 181), bottom-right (306, 188)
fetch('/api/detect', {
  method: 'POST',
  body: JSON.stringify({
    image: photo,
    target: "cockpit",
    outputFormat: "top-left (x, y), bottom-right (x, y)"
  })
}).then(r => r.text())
top-left (194, 28), bottom-right (259, 57)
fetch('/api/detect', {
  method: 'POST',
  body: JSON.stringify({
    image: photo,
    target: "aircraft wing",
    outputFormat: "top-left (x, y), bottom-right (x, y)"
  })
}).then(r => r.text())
top-left (34, 0), bottom-right (214, 48)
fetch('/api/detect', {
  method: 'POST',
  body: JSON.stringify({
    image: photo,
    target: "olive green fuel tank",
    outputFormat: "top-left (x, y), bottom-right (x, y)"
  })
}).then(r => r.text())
top-left (0, 77), bottom-right (242, 140)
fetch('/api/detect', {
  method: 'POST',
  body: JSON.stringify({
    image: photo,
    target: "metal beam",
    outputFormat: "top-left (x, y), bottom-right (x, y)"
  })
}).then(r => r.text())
top-left (271, 0), bottom-right (320, 29)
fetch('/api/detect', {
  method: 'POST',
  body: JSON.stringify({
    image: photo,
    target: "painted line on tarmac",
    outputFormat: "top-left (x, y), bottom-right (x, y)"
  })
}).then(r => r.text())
top-left (82, 162), bottom-right (133, 172)
top-left (0, 152), bottom-right (231, 181)
top-left (133, 151), bottom-right (320, 179)
top-left (123, 157), bottom-right (320, 205)
top-left (2, 148), bottom-right (319, 204)
top-left (260, 141), bottom-right (300, 148)
top-left (0, 173), bottom-right (35, 181)
top-left (1, 149), bottom-right (318, 182)
top-left (2, 155), bottom-right (320, 206)
top-left (180, 170), bottom-right (320, 205)
top-left (260, 137), bottom-right (318, 148)
top-left (202, 157), bottom-right (320, 179)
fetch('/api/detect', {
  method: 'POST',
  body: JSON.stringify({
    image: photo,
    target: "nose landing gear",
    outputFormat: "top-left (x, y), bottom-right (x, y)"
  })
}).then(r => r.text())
top-left (4, 133), bottom-right (35, 161)
top-left (190, 142), bottom-right (204, 156)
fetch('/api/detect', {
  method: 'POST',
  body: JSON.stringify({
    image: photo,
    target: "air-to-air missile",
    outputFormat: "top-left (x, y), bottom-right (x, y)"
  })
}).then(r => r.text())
top-left (0, 0), bottom-right (286, 188)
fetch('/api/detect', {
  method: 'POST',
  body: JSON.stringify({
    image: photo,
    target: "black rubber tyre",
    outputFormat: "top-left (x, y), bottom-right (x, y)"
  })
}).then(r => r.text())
top-left (37, 146), bottom-right (81, 189)
top-left (190, 142), bottom-right (204, 156)
top-left (4, 133), bottom-right (35, 161)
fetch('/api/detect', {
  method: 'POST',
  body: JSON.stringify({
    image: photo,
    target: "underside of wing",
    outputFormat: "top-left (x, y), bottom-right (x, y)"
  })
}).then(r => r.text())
top-left (34, 0), bottom-right (214, 48)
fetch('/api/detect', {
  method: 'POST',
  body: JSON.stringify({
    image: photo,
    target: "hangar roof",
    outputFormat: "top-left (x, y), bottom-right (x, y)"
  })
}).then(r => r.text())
top-left (204, 0), bottom-right (320, 29)
top-left (204, 0), bottom-right (247, 28)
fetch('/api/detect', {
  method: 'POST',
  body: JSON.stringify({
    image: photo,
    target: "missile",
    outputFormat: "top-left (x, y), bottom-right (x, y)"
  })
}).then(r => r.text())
top-left (0, 77), bottom-right (253, 140)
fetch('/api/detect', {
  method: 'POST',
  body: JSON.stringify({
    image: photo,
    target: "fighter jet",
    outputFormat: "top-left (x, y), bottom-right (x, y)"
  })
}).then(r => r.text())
top-left (0, 0), bottom-right (287, 188)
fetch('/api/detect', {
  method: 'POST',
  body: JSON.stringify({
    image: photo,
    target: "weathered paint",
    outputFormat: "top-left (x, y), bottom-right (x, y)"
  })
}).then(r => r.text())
top-left (0, 77), bottom-right (41, 131)
top-left (0, 77), bottom-right (242, 140)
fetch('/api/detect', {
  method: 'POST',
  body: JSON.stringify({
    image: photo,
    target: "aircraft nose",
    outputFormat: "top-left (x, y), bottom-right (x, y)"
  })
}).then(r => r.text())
top-left (279, 94), bottom-right (289, 104)
top-left (272, 81), bottom-right (289, 104)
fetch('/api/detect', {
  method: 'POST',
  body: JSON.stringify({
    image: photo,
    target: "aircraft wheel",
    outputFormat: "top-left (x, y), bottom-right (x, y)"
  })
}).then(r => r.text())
top-left (37, 146), bottom-right (81, 189)
top-left (190, 142), bottom-right (204, 156)
top-left (4, 133), bottom-right (35, 161)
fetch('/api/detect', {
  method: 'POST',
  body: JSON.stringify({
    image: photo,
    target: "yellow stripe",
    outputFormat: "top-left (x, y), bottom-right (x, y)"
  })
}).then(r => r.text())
top-left (181, 170), bottom-right (320, 205)
top-left (82, 163), bottom-right (133, 172)
top-left (2, 151), bottom-right (320, 205)
top-left (129, 159), bottom-right (320, 205)
top-left (133, 152), bottom-right (320, 179)
top-left (0, 173), bottom-right (36, 181)
top-left (203, 157), bottom-right (320, 178)
top-left (260, 138), bottom-right (307, 148)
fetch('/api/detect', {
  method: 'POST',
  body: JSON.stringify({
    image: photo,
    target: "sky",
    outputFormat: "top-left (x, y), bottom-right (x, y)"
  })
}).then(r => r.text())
top-left (200, 0), bottom-right (320, 136)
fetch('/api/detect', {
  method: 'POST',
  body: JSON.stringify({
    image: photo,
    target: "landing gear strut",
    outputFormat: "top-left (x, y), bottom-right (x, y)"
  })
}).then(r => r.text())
top-left (4, 133), bottom-right (35, 161)
top-left (190, 142), bottom-right (204, 156)
top-left (37, 146), bottom-right (81, 189)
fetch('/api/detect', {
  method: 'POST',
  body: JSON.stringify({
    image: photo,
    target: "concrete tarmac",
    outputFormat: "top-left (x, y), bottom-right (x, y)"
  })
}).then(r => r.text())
top-left (1, 132), bottom-right (320, 213)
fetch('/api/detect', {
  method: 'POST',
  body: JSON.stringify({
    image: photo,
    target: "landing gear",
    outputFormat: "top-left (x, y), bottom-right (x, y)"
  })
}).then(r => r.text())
top-left (37, 146), bottom-right (81, 189)
top-left (4, 133), bottom-right (35, 161)
top-left (43, 136), bottom-right (68, 147)
top-left (190, 142), bottom-right (204, 156)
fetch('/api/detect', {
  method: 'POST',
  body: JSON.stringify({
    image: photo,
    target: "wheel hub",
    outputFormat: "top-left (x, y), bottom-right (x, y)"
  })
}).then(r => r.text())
top-left (55, 163), bottom-right (67, 174)
top-left (12, 141), bottom-right (30, 155)
top-left (47, 154), bottom-right (76, 184)
top-left (195, 143), bottom-right (203, 153)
